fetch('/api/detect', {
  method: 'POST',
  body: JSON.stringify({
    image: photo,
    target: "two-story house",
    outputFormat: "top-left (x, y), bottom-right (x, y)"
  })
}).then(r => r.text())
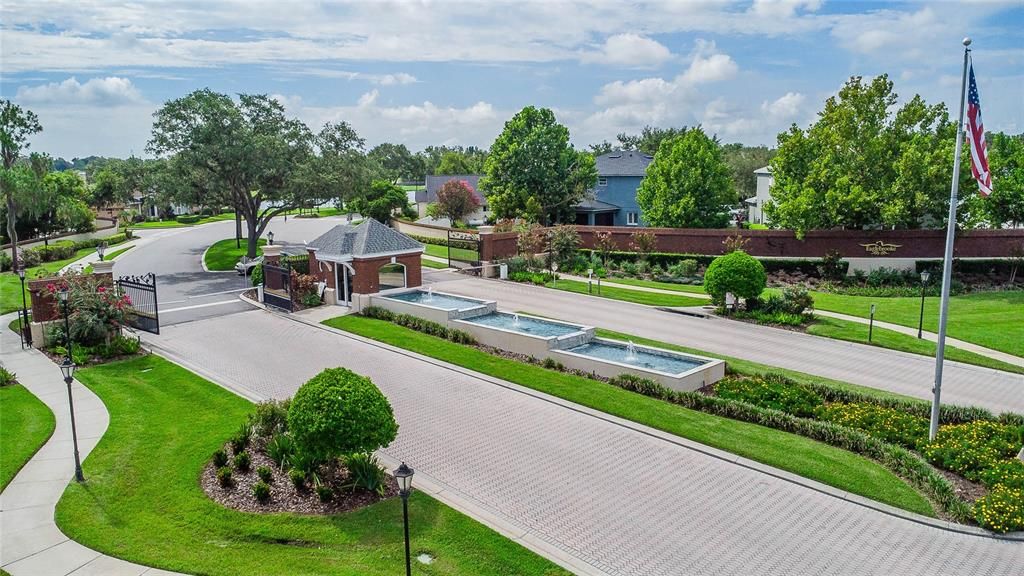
top-left (574, 151), bottom-right (652, 227)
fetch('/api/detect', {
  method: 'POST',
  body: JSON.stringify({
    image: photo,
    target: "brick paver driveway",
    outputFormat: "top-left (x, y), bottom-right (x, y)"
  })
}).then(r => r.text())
top-left (429, 274), bottom-right (1024, 414)
top-left (147, 310), bottom-right (1023, 576)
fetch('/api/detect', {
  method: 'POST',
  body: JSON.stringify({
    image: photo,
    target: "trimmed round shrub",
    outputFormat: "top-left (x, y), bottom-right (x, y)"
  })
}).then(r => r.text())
top-left (257, 465), bottom-right (274, 483)
top-left (289, 468), bottom-right (306, 489)
top-left (233, 451), bottom-right (251, 472)
top-left (253, 480), bottom-right (271, 503)
top-left (703, 250), bottom-right (767, 305)
top-left (216, 466), bottom-right (233, 487)
top-left (287, 368), bottom-right (398, 462)
top-left (212, 448), bottom-right (229, 468)
top-left (175, 214), bottom-right (201, 224)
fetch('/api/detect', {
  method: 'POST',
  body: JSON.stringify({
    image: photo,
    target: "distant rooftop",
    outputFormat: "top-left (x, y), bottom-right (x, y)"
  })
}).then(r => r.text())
top-left (754, 166), bottom-right (772, 175)
top-left (595, 150), bottom-right (653, 177)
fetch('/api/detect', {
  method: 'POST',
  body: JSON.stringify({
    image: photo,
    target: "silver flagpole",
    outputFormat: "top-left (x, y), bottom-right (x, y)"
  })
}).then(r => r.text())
top-left (929, 37), bottom-right (972, 442)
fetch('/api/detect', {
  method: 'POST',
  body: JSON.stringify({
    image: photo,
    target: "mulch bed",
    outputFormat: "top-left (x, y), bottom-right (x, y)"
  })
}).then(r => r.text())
top-left (201, 437), bottom-right (399, 515)
top-left (936, 468), bottom-right (988, 504)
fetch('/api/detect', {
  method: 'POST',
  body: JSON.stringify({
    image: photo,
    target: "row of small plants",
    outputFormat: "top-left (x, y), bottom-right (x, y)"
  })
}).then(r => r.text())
top-left (361, 306), bottom-right (477, 344)
top-left (0, 231), bottom-right (133, 272)
top-left (406, 233), bottom-right (480, 252)
top-left (0, 366), bottom-right (16, 386)
top-left (209, 367), bottom-right (398, 508)
top-left (711, 375), bottom-right (1024, 533)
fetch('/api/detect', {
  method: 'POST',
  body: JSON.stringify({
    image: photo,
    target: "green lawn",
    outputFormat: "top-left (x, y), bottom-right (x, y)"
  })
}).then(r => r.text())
top-left (324, 315), bottom-right (934, 517)
top-left (546, 278), bottom-right (708, 308)
top-left (811, 290), bottom-right (1024, 358)
top-left (0, 246), bottom-right (95, 314)
top-left (57, 355), bottom-right (567, 576)
top-left (103, 245), bottom-right (134, 261)
top-left (806, 317), bottom-right (1024, 375)
top-left (601, 277), bottom-right (708, 295)
top-left (1, 383), bottom-right (56, 490)
top-left (422, 243), bottom-right (479, 262)
top-left (127, 212), bottom-right (237, 229)
top-left (204, 238), bottom-right (268, 271)
top-left (422, 257), bottom-right (450, 270)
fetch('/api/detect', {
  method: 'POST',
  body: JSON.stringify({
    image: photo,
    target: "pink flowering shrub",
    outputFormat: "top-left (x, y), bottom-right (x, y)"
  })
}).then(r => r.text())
top-left (47, 272), bottom-right (132, 346)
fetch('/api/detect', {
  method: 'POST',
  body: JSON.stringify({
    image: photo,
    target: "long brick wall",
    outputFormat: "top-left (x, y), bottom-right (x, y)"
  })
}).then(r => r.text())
top-left (479, 226), bottom-right (1024, 261)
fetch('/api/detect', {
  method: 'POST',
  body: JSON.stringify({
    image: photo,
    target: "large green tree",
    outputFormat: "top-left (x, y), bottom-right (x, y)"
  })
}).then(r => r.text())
top-left (148, 90), bottom-right (319, 258)
top-left (482, 106), bottom-right (597, 224)
top-left (368, 142), bottom-right (423, 182)
top-left (435, 150), bottom-right (487, 175)
top-left (616, 125), bottom-right (690, 156)
top-left (985, 132), bottom-right (1024, 227)
top-left (348, 180), bottom-right (413, 224)
top-left (766, 75), bottom-right (973, 234)
top-left (636, 127), bottom-right (734, 228)
top-left (721, 143), bottom-right (775, 202)
top-left (1, 100), bottom-right (44, 269)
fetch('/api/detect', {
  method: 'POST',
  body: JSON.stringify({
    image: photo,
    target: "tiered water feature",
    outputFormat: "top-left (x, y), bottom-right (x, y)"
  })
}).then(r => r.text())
top-left (374, 288), bottom-right (724, 390)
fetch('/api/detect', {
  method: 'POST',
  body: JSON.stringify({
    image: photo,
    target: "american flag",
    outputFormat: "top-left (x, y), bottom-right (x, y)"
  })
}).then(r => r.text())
top-left (966, 63), bottom-right (992, 196)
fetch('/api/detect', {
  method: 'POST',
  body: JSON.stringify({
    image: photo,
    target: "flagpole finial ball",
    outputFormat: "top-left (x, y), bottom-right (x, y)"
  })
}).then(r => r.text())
top-left (962, 37), bottom-right (972, 47)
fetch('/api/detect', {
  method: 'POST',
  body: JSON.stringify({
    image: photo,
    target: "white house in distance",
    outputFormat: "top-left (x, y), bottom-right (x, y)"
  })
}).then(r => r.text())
top-left (413, 174), bottom-right (489, 226)
top-left (745, 166), bottom-right (774, 225)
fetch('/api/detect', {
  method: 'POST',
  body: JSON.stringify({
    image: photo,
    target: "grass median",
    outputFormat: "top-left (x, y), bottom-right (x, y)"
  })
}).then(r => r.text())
top-left (422, 243), bottom-right (479, 262)
top-left (323, 314), bottom-right (935, 517)
top-left (544, 278), bottom-right (708, 307)
top-left (56, 355), bottom-right (567, 576)
top-left (203, 238), bottom-right (268, 271)
top-left (1, 383), bottom-right (56, 489)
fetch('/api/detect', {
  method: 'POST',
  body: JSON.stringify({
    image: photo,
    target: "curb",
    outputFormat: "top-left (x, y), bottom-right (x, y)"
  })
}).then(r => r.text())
top-left (284, 309), bottom-right (1024, 543)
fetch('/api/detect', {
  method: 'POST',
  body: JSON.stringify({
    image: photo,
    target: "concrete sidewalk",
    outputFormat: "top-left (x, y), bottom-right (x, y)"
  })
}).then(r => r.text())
top-left (0, 313), bottom-right (183, 576)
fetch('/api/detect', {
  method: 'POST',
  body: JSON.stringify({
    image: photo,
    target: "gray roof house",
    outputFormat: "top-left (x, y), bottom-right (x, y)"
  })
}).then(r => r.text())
top-left (574, 150), bottom-right (652, 227)
top-left (413, 174), bottom-right (489, 225)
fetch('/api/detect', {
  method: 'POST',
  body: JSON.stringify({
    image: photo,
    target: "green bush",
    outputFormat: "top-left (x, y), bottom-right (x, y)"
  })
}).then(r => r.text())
top-left (814, 402), bottom-right (928, 449)
top-left (0, 250), bottom-right (12, 272)
top-left (175, 214), bottom-right (201, 224)
top-left (361, 308), bottom-right (477, 346)
top-left (0, 366), bottom-right (16, 386)
top-left (248, 399), bottom-right (291, 437)
top-left (316, 485), bottom-right (333, 502)
top-left (508, 270), bottom-right (552, 285)
top-left (979, 459), bottom-right (1024, 490)
top-left (265, 433), bottom-right (295, 469)
top-left (252, 480), bottom-right (271, 503)
top-left (250, 263), bottom-right (263, 287)
top-left (288, 368), bottom-right (398, 462)
top-left (233, 451), bottom-right (251, 472)
top-left (216, 466), bottom-right (233, 487)
top-left (733, 310), bottom-right (806, 326)
top-left (257, 466), bottom-right (274, 484)
top-left (703, 250), bottom-right (767, 305)
top-left (921, 420), bottom-right (1022, 480)
top-left (343, 453), bottom-right (388, 496)
top-left (714, 376), bottom-right (822, 417)
top-left (289, 468), bottom-right (306, 489)
top-left (974, 485), bottom-right (1024, 533)
top-left (541, 357), bottom-right (565, 371)
top-left (229, 423), bottom-right (251, 455)
top-left (212, 448), bottom-right (229, 468)
top-left (668, 259), bottom-right (699, 278)
top-left (817, 250), bottom-right (847, 281)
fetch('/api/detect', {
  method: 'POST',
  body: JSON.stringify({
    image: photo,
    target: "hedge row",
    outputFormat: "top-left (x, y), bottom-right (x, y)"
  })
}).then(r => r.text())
top-left (360, 306), bottom-right (476, 345)
top-left (606, 373), bottom-right (975, 523)
top-left (581, 249), bottom-right (849, 277)
top-left (2, 232), bottom-right (134, 271)
top-left (175, 214), bottom-right (201, 224)
top-left (406, 233), bottom-right (479, 252)
top-left (916, 259), bottom-right (1021, 277)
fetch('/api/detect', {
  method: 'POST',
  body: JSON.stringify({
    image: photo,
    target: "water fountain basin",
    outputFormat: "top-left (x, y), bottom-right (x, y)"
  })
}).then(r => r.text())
top-left (551, 338), bottom-right (726, 392)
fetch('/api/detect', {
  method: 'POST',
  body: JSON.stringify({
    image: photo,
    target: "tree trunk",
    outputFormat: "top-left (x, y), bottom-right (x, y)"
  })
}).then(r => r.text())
top-left (246, 217), bottom-right (260, 259)
top-left (6, 195), bottom-right (18, 271)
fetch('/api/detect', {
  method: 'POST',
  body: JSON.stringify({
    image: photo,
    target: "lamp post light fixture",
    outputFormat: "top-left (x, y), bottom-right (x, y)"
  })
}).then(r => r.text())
top-left (17, 267), bottom-right (30, 348)
top-left (394, 462), bottom-right (415, 576)
top-left (267, 231), bottom-right (274, 246)
top-left (59, 357), bottom-right (85, 482)
top-left (96, 243), bottom-right (106, 261)
top-left (918, 270), bottom-right (931, 339)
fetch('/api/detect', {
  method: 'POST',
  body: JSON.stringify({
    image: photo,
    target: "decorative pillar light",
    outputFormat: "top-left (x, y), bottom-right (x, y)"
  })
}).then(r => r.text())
top-left (267, 231), bottom-right (275, 245)
top-left (60, 357), bottom-right (85, 482)
top-left (394, 462), bottom-right (415, 576)
top-left (96, 243), bottom-right (106, 261)
top-left (17, 267), bottom-right (30, 348)
top-left (918, 270), bottom-right (931, 339)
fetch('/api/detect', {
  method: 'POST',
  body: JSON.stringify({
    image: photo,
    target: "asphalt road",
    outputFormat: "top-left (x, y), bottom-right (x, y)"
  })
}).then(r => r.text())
top-left (112, 216), bottom-right (345, 325)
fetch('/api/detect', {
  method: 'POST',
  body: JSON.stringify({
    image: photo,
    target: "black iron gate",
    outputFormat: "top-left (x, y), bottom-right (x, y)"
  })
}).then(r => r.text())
top-left (262, 261), bottom-right (293, 312)
top-left (447, 229), bottom-right (481, 270)
top-left (117, 273), bottom-right (160, 334)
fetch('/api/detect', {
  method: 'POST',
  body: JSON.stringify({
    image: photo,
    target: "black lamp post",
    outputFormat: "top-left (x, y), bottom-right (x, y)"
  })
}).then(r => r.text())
top-left (267, 231), bottom-right (274, 246)
top-left (17, 267), bottom-right (30, 348)
top-left (58, 288), bottom-right (85, 483)
top-left (917, 270), bottom-right (931, 339)
top-left (96, 243), bottom-right (106, 262)
top-left (395, 462), bottom-right (415, 576)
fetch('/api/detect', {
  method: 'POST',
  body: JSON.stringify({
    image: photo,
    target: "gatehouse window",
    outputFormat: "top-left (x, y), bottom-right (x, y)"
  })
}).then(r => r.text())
top-left (378, 263), bottom-right (407, 291)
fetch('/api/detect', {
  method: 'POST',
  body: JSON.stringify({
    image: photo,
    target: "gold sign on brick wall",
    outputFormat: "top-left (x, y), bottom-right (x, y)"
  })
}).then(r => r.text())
top-left (860, 241), bottom-right (902, 255)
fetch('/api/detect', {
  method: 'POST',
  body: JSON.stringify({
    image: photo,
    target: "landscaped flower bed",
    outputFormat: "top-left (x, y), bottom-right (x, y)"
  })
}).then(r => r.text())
top-left (202, 368), bottom-right (403, 515)
top-left (709, 374), bottom-right (1024, 533)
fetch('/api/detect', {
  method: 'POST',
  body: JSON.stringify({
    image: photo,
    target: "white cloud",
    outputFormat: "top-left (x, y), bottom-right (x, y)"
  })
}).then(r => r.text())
top-left (582, 34), bottom-right (672, 68)
top-left (749, 0), bottom-right (823, 19)
top-left (377, 73), bottom-right (418, 86)
top-left (15, 77), bottom-right (144, 106)
top-left (761, 92), bottom-right (806, 120)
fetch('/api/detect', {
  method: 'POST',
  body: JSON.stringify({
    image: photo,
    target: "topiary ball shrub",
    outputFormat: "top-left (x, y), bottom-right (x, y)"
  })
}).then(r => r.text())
top-left (703, 250), bottom-right (767, 309)
top-left (212, 448), bottom-right (229, 468)
top-left (233, 451), bottom-right (251, 472)
top-left (252, 480), bottom-right (271, 503)
top-left (257, 465), bottom-right (274, 484)
top-left (289, 468), bottom-right (306, 489)
top-left (288, 368), bottom-right (399, 463)
top-left (216, 466), bottom-right (233, 487)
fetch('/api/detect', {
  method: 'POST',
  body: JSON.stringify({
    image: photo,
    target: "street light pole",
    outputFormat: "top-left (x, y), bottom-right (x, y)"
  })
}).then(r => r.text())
top-left (394, 462), bottom-right (415, 576)
top-left (917, 270), bottom-right (931, 339)
top-left (58, 288), bottom-right (85, 482)
top-left (17, 268), bottom-right (28, 348)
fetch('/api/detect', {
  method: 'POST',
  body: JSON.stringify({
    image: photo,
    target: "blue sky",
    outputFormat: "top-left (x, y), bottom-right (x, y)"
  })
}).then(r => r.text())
top-left (2, 0), bottom-right (1022, 159)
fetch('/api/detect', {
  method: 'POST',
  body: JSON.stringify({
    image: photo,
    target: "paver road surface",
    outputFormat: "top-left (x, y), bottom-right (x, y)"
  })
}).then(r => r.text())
top-left (147, 310), bottom-right (1024, 576)
top-left (427, 273), bottom-right (1024, 414)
